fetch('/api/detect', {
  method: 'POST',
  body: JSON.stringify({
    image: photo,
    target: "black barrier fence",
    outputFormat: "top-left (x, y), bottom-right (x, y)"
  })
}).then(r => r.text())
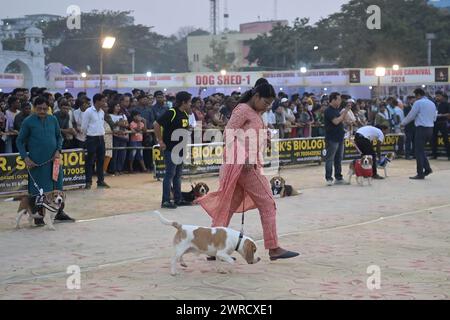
top-left (1, 133), bottom-right (448, 195)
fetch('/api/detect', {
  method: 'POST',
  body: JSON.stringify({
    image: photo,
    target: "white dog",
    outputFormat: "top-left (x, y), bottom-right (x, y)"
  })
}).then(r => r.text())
top-left (377, 152), bottom-right (396, 177)
top-left (154, 211), bottom-right (260, 276)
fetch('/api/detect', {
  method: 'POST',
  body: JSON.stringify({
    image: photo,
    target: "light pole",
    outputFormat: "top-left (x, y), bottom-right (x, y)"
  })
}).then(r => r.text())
top-left (375, 67), bottom-right (386, 99)
top-left (100, 36), bottom-right (116, 93)
top-left (426, 33), bottom-right (436, 66)
top-left (81, 72), bottom-right (87, 92)
top-left (129, 48), bottom-right (136, 74)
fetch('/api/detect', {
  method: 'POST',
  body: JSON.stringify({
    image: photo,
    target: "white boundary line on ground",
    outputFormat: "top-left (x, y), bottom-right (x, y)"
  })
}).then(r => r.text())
top-left (1, 203), bottom-right (449, 286)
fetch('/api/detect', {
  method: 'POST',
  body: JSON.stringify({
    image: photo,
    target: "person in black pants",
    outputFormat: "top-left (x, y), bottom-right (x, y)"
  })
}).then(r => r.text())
top-left (354, 125), bottom-right (389, 179)
top-left (153, 91), bottom-right (192, 209)
top-left (403, 96), bottom-right (416, 160)
top-left (81, 94), bottom-right (110, 189)
top-left (432, 91), bottom-right (450, 160)
top-left (401, 88), bottom-right (437, 180)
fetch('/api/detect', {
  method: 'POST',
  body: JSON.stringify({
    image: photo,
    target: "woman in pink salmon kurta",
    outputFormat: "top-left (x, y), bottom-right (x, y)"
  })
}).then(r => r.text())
top-left (197, 82), bottom-right (300, 261)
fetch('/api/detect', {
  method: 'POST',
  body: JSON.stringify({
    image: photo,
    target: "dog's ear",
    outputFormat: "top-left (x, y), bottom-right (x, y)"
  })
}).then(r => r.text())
top-left (243, 239), bottom-right (255, 264)
top-left (280, 177), bottom-right (286, 185)
top-left (270, 177), bottom-right (275, 184)
top-left (205, 184), bottom-right (210, 193)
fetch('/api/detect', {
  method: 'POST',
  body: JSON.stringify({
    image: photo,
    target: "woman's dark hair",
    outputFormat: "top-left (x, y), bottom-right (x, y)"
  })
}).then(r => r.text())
top-left (131, 110), bottom-right (140, 119)
top-left (239, 83), bottom-right (276, 104)
top-left (254, 78), bottom-right (269, 87)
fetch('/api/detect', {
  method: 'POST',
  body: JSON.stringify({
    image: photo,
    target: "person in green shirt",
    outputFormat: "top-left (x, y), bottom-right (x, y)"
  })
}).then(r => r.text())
top-left (16, 96), bottom-right (75, 225)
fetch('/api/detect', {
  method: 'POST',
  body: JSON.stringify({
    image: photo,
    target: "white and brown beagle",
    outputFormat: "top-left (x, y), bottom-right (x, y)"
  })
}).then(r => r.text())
top-left (15, 190), bottom-right (66, 231)
top-left (154, 211), bottom-right (260, 276)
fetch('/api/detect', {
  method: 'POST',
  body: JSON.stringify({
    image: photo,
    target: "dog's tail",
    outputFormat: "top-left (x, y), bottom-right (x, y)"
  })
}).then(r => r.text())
top-left (153, 211), bottom-right (182, 230)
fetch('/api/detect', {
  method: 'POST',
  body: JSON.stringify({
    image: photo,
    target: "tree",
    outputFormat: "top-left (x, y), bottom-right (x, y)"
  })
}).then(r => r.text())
top-left (40, 11), bottom-right (192, 74)
top-left (246, 0), bottom-right (450, 68)
top-left (203, 39), bottom-right (236, 71)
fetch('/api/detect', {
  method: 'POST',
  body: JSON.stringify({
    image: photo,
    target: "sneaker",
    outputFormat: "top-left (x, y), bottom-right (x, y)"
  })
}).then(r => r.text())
top-left (97, 182), bottom-right (111, 189)
top-left (326, 180), bottom-right (334, 186)
top-left (161, 202), bottom-right (177, 209)
top-left (334, 179), bottom-right (349, 185)
top-left (175, 200), bottom-right (192, 207)
top-left (373, 175), bottom-right (384, 180)
top-left (54, 211), bottom-right (76, 223)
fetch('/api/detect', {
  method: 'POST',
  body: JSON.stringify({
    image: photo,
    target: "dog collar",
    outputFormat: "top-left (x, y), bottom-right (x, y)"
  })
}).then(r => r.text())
top-left (235, 232), bottom-right (244, 251)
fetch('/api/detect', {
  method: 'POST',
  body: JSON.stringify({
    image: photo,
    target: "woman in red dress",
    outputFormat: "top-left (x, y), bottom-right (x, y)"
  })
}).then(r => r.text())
top-left (197, 82), bottom-right (300, 261)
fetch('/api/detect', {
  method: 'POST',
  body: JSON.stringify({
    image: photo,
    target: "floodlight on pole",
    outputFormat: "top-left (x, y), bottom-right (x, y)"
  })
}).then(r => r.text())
top-left (392, 64), bottom-right (400, 71)
top-left (146, 72), bottom-right (152, 77)
top-left (220, 69), bottom-right (227, 76)
top-left (300, 67), bottom-right (308, 74)
top-left (102, 37), bottom-right (116, 49)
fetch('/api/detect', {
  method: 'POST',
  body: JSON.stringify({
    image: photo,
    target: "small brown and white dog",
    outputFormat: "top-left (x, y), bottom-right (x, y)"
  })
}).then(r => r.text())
top-left (171, 182), bottom-right (210, 203)
top-left (348, 155), bottom-right (374, 186)
top-left (270, 177), bottom-right (299, 198)
top-left (377, 152), bottom-right (395, 177)
top-left (154, 211), bottom-right (260, 276)
top-left (15, 190), bottom-right (66, 230)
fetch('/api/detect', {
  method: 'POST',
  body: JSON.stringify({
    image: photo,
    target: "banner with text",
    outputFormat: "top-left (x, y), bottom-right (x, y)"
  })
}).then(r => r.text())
top-left (0, 149), bottom-right (86, 196)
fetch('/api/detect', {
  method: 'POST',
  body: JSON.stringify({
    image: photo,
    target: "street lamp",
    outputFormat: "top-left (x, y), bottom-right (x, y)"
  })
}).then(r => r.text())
top-left (392, 64), bottom-right (400, 71)
top-left (81, 72), bottom-right (87, 91)
top-left (146, 71), bottom-right (152, 77)
top-left (129, 48), bottom-right (136, 74)
top-left (426, 33), bottom-right (436, 66)
top-left (100, 36), bottom-right (116, 92)
top-left (375, 67), bottom-right (386, 98)
top-left (220, 69), bottom-right (227, 76)
top-left (300, 67), bottom-right (307, 74)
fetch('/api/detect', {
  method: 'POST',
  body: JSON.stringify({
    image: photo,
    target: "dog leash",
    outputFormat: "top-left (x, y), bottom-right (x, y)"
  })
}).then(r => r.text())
top-left (235, 181), bottom-right (246, 251)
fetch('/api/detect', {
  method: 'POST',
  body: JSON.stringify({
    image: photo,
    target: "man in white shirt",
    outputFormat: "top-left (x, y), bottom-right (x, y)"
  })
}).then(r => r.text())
top-left (262, 108), bottom-right (276, 129)
top-left (354, 124), bottom-right (389, 179)
top-left (81, 93), bottom-right (110, 189)
top-left (73, 96), bottom-right (90, 148)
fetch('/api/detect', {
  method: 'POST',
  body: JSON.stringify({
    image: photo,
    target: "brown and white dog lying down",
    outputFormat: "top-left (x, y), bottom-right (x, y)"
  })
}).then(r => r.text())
top-left (15, 190), bottom-right (66, 231)
top-left (348, 155), bottom-right (374, 186)
top-left (270, 176), bottom-right (299, 198)
top-left (171, 182), bottom-right (210, 203)
top-left (154, 211), bottom-right (260, 276)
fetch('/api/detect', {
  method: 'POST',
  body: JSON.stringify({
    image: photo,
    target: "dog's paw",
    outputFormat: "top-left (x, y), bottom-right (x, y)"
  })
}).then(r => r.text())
top-left (47, 226), bottom-right (57, 231)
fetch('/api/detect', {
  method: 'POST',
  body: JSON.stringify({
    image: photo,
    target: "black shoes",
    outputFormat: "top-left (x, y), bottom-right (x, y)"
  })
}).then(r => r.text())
top-left (424, 169), bottom-right (433, 177)
top-left (175, 200), bottom-right (192, 207)
top-left (54, 211), bottom-right (76, 223)
top-left (85, 183), bottom-right (92, 190)
top-left (409, 175), bottom-right (425, 180)
top-left (270, 251), bottom-right (300, 261)
top-left (373, 175), bottom-right (384, 180)
top-left (161, 202), bottom-right (177, 209)
top-left (97, 182), bottom-right (111, 189)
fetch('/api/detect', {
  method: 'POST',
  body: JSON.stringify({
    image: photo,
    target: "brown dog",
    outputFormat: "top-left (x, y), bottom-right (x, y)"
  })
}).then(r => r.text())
top-left (171, 182), bottom-right (210, 203)
top-left (15, 190), bottom-right (66, 230)
top-left (270, 177), bottom-right (299, 198)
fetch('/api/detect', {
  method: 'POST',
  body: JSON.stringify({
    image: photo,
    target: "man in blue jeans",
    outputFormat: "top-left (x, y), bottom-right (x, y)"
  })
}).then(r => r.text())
top-left (154, 91), bottom-right (192, 209)
top-left (324, 92), bottom-right (351, 186)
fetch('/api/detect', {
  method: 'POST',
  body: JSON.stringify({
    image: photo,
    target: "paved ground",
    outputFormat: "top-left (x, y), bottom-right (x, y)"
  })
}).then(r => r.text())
top-left (1, 159), bottom-right (449, 300)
